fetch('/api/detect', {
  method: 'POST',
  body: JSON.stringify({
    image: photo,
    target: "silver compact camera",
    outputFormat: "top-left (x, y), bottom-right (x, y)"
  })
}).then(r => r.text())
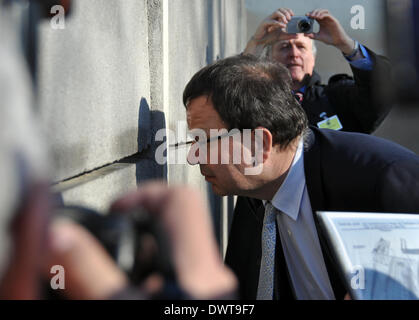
top-left (286, 16), bottom-right (314, 34)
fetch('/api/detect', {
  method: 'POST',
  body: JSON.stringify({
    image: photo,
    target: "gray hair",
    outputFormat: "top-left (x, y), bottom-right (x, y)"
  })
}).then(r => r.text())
top-left (311, 39), bottom-right (317, 57)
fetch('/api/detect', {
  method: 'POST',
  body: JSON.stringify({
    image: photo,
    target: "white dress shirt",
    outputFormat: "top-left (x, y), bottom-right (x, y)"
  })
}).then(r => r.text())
top-left (265, 139), bottom-right (336, 299)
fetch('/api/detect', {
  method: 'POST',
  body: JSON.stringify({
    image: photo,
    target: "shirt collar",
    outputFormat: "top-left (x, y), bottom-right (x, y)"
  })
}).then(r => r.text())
top-left (292, 86), bottom-right (306, 95)
top-left (270, 138), bottom-right (305, 221)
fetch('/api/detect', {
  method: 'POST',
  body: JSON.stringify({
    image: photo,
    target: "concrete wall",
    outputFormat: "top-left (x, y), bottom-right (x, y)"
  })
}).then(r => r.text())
top-left (166, 0), bottom-right (246, 189)
top-left (39, 0), bottom-right (151, 182)
top-left (245, 0), bottom-right (419, 154)
top-left (165, 0), bottom-right (246, 252)
top-left (37, 0), bottom-right (246, 248)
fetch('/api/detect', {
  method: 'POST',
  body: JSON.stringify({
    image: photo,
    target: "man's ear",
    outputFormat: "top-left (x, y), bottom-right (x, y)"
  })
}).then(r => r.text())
top-left (253, 127), bottom-right (272, 165)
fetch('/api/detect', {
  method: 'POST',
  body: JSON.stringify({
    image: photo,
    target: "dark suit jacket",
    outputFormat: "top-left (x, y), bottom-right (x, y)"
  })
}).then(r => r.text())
top-left (301, 47), bottom-right (391, 134)
top-left (225, 127), bottom-right (419, 300)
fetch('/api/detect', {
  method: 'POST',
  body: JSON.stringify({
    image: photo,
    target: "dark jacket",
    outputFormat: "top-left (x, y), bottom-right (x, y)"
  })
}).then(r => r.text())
top-left (225, 127), bottom-right (419, 300)
top-left (300, 47), bottom-right (391, 133)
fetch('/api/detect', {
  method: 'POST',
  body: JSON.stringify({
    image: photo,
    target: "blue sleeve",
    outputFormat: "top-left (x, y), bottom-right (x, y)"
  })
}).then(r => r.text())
top-left (345, 44), bottom-right (373, 71)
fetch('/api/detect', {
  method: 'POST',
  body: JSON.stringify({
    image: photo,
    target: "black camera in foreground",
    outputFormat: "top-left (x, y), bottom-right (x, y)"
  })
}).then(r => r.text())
top-left (45, 205), bottom-right (177, 298)
top-left (286, 16), bottom-right (314, 34)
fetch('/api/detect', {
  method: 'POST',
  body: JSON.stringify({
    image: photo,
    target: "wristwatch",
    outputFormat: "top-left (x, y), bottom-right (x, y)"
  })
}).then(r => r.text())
top-left (343, 40), bottom-right (359, 60)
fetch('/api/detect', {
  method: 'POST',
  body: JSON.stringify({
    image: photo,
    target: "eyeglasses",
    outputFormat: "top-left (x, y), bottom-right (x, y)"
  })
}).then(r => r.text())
top-left (169, 130), bottom-right (240, 149)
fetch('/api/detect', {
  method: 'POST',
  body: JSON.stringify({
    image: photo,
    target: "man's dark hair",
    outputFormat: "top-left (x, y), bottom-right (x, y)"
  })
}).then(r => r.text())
top-left (183, 54), bottom-right (308, 148)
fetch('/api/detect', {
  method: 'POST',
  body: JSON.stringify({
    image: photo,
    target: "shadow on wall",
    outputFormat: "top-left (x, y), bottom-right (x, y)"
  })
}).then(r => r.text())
top-left (135, 97), bottom-right (167, 185)
top-left (138, 97), bottom-right (152, 153)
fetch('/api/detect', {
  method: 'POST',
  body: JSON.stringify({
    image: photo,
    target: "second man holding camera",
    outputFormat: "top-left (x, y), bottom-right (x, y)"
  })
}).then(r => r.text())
top-left (244, 8), bottom-right (390, 134)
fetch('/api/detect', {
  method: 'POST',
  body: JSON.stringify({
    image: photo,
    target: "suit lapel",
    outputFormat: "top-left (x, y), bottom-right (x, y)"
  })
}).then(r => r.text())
top-left (254, 198), bottom-right (265, 221)
top-left (303, 127), bottom-right (347, 299)
top-left (225, 196), bottom-right (264, 299)
top-left (304, 128), bottom-right (325, 212)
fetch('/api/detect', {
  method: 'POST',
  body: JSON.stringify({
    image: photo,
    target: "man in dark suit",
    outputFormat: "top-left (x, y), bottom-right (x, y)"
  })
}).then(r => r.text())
top-left (182, 54), bottom-right (419, 300)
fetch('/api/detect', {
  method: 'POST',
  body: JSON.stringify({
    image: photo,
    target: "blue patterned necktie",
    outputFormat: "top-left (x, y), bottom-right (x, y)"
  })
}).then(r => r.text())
top-left (257, 202), bottom-right (277, 300)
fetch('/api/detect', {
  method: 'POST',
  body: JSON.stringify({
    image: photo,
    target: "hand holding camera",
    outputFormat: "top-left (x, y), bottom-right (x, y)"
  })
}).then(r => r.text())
top-left (245, 7), bottom-right (296, 51)
top-left (44, 182), bottom-right (237, 300)
top-left (245, 8), bottom-right (355, 56)
top-left (111, 182), bottom-right (237, 299)
top-left (305, 9), bottom-right (355, 55)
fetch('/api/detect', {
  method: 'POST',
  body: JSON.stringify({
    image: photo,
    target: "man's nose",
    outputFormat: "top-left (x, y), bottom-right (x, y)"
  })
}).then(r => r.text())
top-left (289, 45), bottom-right (300, 57)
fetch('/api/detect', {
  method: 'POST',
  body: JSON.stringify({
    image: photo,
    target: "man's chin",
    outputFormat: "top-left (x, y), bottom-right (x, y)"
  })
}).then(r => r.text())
top-left (209, 182), bottom-right (229, 196)
top-left (290, 72), bottom-right (305, 84)
top-left (211, 186), bottom-right (226, 196)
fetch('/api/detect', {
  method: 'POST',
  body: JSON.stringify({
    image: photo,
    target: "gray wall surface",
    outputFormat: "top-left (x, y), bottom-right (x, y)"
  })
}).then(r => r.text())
top-left (167, 0), bottom-right (246, 189)
top-left (39, 0), bottom-right (152, 182)
top-left (37, 0), bottom-right (246, 239)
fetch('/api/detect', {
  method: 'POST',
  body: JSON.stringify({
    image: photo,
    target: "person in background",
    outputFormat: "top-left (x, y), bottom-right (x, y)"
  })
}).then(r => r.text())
top-left (244, 8), bottom-right (391, 134)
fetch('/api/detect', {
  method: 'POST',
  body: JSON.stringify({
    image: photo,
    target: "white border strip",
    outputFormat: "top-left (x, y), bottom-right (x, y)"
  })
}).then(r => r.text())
top-left (162, 0), bottom-right (170, 181)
